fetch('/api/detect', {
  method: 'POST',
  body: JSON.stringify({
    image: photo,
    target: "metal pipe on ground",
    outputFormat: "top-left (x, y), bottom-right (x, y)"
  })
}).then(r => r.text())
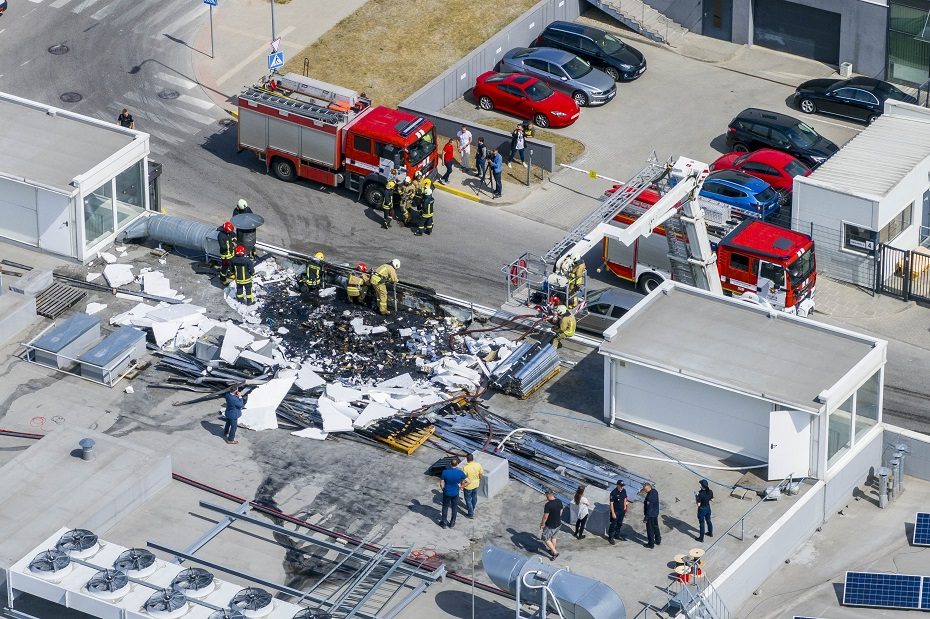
top-left (117, 213), bottom-right (220, 258)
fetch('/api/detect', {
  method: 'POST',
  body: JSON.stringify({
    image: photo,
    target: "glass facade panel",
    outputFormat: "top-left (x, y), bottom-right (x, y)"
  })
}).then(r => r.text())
top-left (856, 372), bottom-right (881, 440)
top-left (888, 1), bottom-right (930, 86)
top-left (83, 181), bottom-right (114, 248)
top-left (115, 161), bottom-right (145, 228)
top-left (827, 396), bottom-right (853, 467)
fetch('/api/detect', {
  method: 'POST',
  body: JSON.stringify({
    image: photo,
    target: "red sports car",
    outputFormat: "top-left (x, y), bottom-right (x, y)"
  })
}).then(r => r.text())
top-left (710, 149), bottom-right (811, 204)
top-left (473, 71), bottom-right (580, 128)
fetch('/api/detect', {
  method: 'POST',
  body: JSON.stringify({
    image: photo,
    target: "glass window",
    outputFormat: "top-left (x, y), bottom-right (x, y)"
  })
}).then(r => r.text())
top-left (610, 305), bottom-right (628, 318)
top-left (828, 396), bottom-right (853, 467)
top-left (852, 89), bottom-right (879, 105)
top-left (353, 135), bottom-right (372, 154)
top-left (524, 58), bottom-right (549, 72)
top-left (879, 202), bottom-right (914, 244)
top-left (832, 87), bottom-right (857, 99)
top-left (525, 81), bottom-right (554, 101)
top-left (784, 159), bottom-right (810, 177)
top-left (742, 162), bottom-right (779, 176)
top-left (750, 124), bottom-right (770, 138)
top-left (115, 161), bottom-right (145, 228)
top-left (855, 371), bottom-right (881, 441)
top-left (561, 56), bottom-right (592, 79)
top-left (730, 253), bottom-right (751, 272)
top-left (598, 32), bottom-right (626, 54)
top-left (83, 181), bottom-right (114, 248)
top-left (844, 223), bottom-right (877, 255)
top-left (887, 2), bottom-right (930, 86)
top-left (759, 261), bottom-right (786, 288)
top-left (579, 37), bottom-right (600, 54)
top-left (588, 302), bottom-right (611, 315)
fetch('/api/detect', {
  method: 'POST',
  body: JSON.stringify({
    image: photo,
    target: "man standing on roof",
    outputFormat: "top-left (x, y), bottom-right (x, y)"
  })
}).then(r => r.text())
top-left (231, 245), bottom-right (255, 305)
top-left (222, 386), bottom-right (245, 445)
top-left (370, 260), bottom-right (400, 315)
top-left (216, 221), bottom-right (236, 286)
top-left (643, 483), bottom-right (661, 549)
top-left (346, 262), bottom-right (370, 305)
top-left (607, 479), bottom-right (629, 545)
top-left (551, 304), bottom-right (576, 348)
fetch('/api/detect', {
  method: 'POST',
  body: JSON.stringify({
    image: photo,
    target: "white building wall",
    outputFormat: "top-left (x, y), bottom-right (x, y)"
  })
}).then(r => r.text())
top-left (878, 169), bottom-right (926, 250)
top-left (0, 178), bottom-right (39, 246)
top-left (792, 178), bottom-right (876, 230)
top-left (610, 361), bottom-right (773, 462)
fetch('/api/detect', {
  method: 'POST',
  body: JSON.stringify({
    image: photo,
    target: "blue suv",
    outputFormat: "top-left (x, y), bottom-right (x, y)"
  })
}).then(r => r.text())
top-left (700, 170), bottom-right (780, 220)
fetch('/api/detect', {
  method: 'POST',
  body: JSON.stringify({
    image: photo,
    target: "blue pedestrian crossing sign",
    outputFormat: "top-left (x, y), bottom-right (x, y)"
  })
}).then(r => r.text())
top-left (267, 52), bottom-right (285, 71)
top-left (203, 0), bottom-right (217, 5)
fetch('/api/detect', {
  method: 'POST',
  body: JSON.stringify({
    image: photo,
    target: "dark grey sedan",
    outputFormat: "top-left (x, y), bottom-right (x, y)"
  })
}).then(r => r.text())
top-left (500, 47), bottom-right (616, 107)
top-left (577, 287), bottom-right (644, 335)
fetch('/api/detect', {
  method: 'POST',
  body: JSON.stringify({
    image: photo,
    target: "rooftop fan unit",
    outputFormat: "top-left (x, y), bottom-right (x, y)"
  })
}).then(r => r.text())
top-left (85, 569), bottom-right (130, 601)
top-left (171, 567), bottom-right (216, 599)
top-left (209, 610), bottom-right (246, 619)
top-left (230, 587), bottom-right (274, 618)
top-left (293, 610), bottom-right (333, 618)
top-left (28, 548), bottom-right (73, 581)
top-left (57, 529), bottom-right (100, 558)
top-left (113, 548), bottom-right (157, 578)
top-left (144, 588), bottom-right (189, 618)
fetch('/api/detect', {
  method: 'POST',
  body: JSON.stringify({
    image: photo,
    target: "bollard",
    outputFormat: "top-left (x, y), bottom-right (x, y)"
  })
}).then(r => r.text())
top-left (878, 466), bottom-right (890, 509)
top-left (526, 149), bottom-right (533, 187)
top-left (79, 438), bottom-right (96, 461)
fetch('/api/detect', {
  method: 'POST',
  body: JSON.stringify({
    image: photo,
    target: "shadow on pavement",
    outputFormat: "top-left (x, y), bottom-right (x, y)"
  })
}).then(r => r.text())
top-left (434, 590), bottom-right (514, 619)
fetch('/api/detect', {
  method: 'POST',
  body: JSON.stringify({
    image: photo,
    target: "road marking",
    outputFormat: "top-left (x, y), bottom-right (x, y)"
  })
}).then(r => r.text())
top-left (804, 116), bottom-right (862, 132)
top-left (176, 94), bottom-right (214, 110)
top-left (153, 4), bottom-right (207, 39)
top-left (91, 0), bottom-right (121, 20)
top-left (163, 105), bottom-right (217, 125)
top-left (20, 59), bottom-right (31, 66)
top-left (113, 0), bottom-right (153, 25)
top-left (216, 25), bottom-right (296, 86)
top-left (156, 72), bottom-right (197, 90)
top-left (71, 0), bottom-right (103, 13)
top-left (123, 90), bottom-right (218, 125)
top-left (50, 0), bottom-right (74, 7)
top-left (152, 132), bottom-right (184, 145)
top-left (28, 0), bottom-right (43, 4)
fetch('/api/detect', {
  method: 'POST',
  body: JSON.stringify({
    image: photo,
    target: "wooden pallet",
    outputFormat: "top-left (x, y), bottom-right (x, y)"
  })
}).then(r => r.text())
top-left (376, 425), bottom-right (436, 455)
top-left (35, 282), bottom-right (86, 318)
top-left (519, 366), bottom-right (561, 400)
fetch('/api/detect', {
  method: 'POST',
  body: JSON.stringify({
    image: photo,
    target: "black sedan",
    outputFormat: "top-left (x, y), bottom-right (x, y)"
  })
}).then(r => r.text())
top-left (794, 76), bottom-right (917, 125)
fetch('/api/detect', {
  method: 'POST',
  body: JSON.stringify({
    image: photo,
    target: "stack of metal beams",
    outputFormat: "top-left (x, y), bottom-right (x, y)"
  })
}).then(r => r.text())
top-left (489, 341), bottom-right (560, 399)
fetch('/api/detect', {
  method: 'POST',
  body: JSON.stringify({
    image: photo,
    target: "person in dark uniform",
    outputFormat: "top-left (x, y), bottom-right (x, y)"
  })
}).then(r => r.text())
top-left (222, 386), bottom-right (245, 445)
top-left (232, 198), bottom-right (252, 221)
top-left (216, 221), bottom-right (236, 285)
top-left (695, 479), bottom-right (714, 542)
top-left (642, 483), bottom-right (661, 549)
top-left (302, 251), bottom-right (325, 296)
top-left (116, 108), bottom-right (135, 129)
top-left (382, 180), bottom-right (396, 229)
top-left (415, 187), bottom-right (434, 236)
top-left (231, 245), bottom-right (255, 305)
top-left (607, 479), bottom-right (629, 544)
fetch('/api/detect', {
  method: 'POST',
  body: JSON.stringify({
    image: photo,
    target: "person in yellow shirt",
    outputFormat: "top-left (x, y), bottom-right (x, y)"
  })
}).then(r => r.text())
top-left (462, 453), bottom-right (484, 519)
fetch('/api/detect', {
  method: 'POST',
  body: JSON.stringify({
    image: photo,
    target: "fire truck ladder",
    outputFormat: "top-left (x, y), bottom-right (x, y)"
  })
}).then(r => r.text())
top-left (664, 215), bottom-right (697, 287)
top-left (542, 159), bottom-right (668, 264)
top-left (240, 87), bottom-right (346, 126)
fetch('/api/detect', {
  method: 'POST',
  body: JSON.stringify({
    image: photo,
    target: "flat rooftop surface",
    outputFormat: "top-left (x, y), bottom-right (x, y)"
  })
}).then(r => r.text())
top-left (0, 96), bottom-right (135, 193)
top-left (600, 284), bottom-right (882, 411)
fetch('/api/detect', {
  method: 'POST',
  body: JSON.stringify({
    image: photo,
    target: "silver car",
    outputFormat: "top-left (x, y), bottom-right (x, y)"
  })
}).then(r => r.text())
top-left (577, 287), bottom-right (644, 335)
top-left (500, 47), bottom-right (617, 107)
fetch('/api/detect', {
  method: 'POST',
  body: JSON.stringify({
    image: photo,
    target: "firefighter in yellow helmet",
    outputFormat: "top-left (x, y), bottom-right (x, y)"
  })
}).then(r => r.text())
top-left (415, 187), bottom-right (434, 236)
top-left (382, 180), bottom-right (396, 229)
top-left (231, 245), bottom-right (255, 305)
top-left (551, 304), bottom-right (576, 348)
top-left (302, 251), bottom-right (325, 297)
top-left (567, 254), bottom-right (586, 308)
top-left (398, 177), bottom-right (415, 226)
top-left (346, 261), bottom-right (371, 304)
top-left (369, 259), bottom-right (400, 315)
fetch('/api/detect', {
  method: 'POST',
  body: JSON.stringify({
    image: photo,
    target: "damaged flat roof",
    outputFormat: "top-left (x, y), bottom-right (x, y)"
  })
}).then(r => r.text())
top-left (0, 94), bottom-right (136, 193)
top-left (599, 284), bottom-right (883, 411)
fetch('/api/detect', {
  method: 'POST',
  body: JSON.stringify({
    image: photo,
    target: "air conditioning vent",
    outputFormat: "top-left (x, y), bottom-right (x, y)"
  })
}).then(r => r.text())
top-left (113, 548), bottom-right (157, 578)
top-left (230, 587), bottom-right (274, 617)
top-left (209, 610), bottom-right (246, 619)
top-left (86, 569), bottom-right (130, 600)
top-left (57, 529), bottom-right (99, 558)
top-left (144, 587), bottom-right (189, 618)
top-left (28, 549), bottom-right (73, 581)
top-left (171, 567), bottom-right (216, 598)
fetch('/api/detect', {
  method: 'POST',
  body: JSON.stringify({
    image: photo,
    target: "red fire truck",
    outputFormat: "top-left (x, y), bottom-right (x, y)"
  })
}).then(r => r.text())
top-left (603, 187), bottom-right (817, 316)
top-left (237, 74), bottom-right (439, 208)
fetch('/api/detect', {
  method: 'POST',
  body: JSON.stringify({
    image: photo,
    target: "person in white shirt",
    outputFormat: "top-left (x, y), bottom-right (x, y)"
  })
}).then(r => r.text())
top-left (456, 126), bottom-right (473, 173)
top-left (570, 485), bottom-right (592, 539)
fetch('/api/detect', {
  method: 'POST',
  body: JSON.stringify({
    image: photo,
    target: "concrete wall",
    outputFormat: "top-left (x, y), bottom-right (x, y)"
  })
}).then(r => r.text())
top-left (610, 361), bottom-right (773, 461)
top-left (884, 424), bottom-right (930, 481)
top-left (642, 0), bottom-right (704, 31)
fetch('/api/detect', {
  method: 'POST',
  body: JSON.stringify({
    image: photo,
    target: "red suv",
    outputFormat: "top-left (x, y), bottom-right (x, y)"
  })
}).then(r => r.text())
top-left (472, 71), bottom-right (580, 128)
top-left (710, 148), bottom-right (811, 205)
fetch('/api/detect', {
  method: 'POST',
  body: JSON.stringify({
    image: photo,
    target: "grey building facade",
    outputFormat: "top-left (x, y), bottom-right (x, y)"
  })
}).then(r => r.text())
top-left (647, 0), bottom-right (930, 88)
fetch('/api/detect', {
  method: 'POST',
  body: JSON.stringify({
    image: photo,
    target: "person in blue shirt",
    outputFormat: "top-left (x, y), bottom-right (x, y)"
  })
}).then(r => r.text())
top-left (223, 386), bottom-right (245, 445)
top-left (439, 457), bottom-right (467, 528)
top-left (490, 149), bottom-right (504, 199)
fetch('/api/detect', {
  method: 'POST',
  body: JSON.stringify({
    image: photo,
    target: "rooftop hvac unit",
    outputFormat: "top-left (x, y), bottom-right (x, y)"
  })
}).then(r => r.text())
top-left (28, 548), bottom-right (73, 581)
top-left (57, 528), bottom-right (100, 558)
top-left (172, 567), bottom-right (216, 599)
top-left (209, 610), bottom-right (246, 619)
top-left (230, 587), bottom-right (274, 618)
top-left (114, 548), bottom-right (158, 578)
top-left (144, 588), bottom-right (189, 618)
top-left (86, 569), bottom-right (130, 601)
top-left (292, 610), bottom-right (333, 618)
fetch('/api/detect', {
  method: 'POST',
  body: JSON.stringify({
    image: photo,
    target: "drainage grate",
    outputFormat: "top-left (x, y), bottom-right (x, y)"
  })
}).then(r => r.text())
top-left (48, 44), bottom-right (70, 55)
top-left (157, 89), bottom-right (179, 100)
top-left (60, 92), bottom-right (83, 103)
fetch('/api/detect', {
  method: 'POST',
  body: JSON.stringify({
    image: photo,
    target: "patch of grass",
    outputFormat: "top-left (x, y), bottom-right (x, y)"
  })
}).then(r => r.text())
top-left (479, 118), bottom-right (585, 166)
top-left (282, 0), bottom-right (540, 109)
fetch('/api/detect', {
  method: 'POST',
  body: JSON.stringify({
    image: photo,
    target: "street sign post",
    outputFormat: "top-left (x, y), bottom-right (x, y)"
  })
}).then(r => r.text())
top-left (203, 0), bottom-right (217, 58)
top-left (268, 52), bottom-right (285, 71)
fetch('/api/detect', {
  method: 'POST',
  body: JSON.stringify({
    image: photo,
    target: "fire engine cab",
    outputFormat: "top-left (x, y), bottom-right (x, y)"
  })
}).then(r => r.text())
top-left (237, 74), bottom-right (439, 208)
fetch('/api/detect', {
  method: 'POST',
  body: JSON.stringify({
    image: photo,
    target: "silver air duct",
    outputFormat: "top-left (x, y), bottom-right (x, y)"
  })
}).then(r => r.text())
top-left (118, 213), bottom-right (220, 257)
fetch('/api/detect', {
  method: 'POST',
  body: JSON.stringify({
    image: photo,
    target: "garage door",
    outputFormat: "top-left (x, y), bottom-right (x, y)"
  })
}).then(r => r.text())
top-left (753, 0), bottom-right (841, 65)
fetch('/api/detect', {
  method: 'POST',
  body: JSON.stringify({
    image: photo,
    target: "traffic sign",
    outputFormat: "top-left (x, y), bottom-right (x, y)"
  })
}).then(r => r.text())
top-left (271, 37), bottom-right (281, 53)
top-left (267, 52), bottom-right (285, 71)
top-left (203, 0), bottom-right (217, 6)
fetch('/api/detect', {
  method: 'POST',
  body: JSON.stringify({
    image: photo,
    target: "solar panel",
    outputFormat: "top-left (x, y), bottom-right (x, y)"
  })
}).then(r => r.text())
top-left (912, 512), bottom-right (930, 546)
top-left (842, 571), bottom-right (922, 610)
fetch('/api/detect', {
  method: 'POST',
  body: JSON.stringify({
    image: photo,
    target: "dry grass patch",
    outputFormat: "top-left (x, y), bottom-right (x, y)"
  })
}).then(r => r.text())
top-left (282, 0), bottom-right (540, 108)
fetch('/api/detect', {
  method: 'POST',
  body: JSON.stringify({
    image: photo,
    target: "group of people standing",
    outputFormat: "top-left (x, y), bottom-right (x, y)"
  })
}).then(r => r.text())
top-left (381, 170), bottom-right (434, 235)
top-left (438, 454), bottom-right (484, 528)
top-left (440, 122), bottom-right (532, 199)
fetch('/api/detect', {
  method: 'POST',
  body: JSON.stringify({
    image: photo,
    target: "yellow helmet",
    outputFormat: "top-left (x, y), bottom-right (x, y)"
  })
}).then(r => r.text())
top-left (423, 179), bottom-right (432, 188)
top-left (386, 180), bottom-right (396, 189)
top-left (313, 251), bottom-right (325, 260)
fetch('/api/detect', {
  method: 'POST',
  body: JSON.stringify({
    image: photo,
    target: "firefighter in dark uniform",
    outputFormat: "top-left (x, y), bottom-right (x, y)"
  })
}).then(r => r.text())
top-left (415, 187), bottom-right (434, 236)
top-left (382, 180), bottom-right (396, 229)
top-left (302, 251), bottom-right (325, 296)
top-left (232, 198), bottom-right (252, 221)
top-left (217, 221), bottom-right (237, 285)
top-left (231, 245), bottom-right (255, 305)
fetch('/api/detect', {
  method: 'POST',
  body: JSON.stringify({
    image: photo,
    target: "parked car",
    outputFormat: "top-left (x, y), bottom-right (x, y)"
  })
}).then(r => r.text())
top-left (725, 108), bottom-right (839, 168)
top-left (472, 71), bottom-right (580, 128)
top-left (710, 149), bottom-right (811, 205)
top-left (577, 287), bottom-right (645, 334)
top-left (532, 21), bottom-right (646, 81)
top-left (700, 170), bottom-right (780, 220)
top-left (500, 47), bottom-right (616, 107)
top-left (0, 0), bottom-right (7, 15)
top-left (794, 76), bottom-right (917, 125)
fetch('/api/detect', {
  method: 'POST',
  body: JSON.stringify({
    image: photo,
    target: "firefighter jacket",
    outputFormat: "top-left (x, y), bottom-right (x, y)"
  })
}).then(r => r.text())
top-left (304, 261), bottom-right (322, 287)
top-left (217, 230), bottom-right (236, 259)
top-left (398, 184), bottom-right (415, 204)
top-left (369, 264), bottom-right (399, 286)
top-left (382, 185), bottom-right (394, 210)
top-left (347, 271), bottom-right (370, 295)
top-left (419, 195), bottom-right (434, 219)
top-left (232, 205), bottom-right (253, 221)
top-left (231, 255), bottom-right (254, 284)
top-left (558, 314), bottom-right (576, 338)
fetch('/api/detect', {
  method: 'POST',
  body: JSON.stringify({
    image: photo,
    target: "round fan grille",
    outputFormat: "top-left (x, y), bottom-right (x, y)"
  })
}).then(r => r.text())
top-left (230, 587), bottom-right (273, 611)
top-left (144, 588), bottom-right (187, 615)
top-left (28, 549), bottom-right (71, 574)
top-left (57, 529), bottom-right (99, 557)
top-left (171, 567), bottom-right (215, 597)
top-left (293, 610), bottom-right (333, 619)
top-left (87, 569), bottom-right (129, 593)
top-left (114, 548), bottom-right (156, 575)
top-left (209, 610), bottom-right (246, 619)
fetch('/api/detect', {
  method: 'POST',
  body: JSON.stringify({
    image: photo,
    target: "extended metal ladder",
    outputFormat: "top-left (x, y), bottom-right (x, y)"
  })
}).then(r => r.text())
top-left (664, 216), bottom-right (697, 287)
top-left (542, 159), bottom-right (668, 263)
top-left (240, 87), bottom-right (346, 126)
